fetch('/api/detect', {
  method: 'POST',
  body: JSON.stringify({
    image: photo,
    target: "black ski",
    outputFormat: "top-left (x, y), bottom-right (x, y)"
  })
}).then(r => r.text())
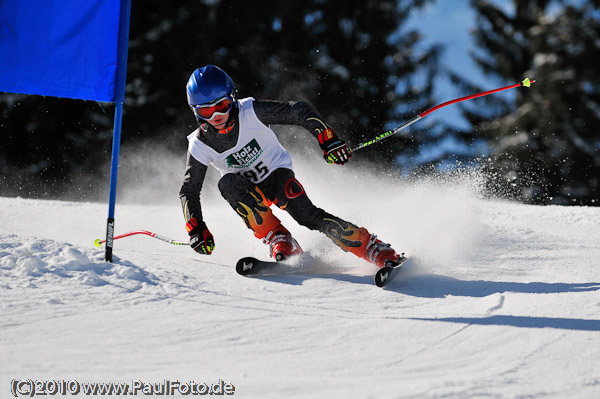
top-left (236, 256), bottom-right (280, 276)
top-left (374, 254), bottom-right (407, 287)
top-left (237, 254), bottom-right (408, 286)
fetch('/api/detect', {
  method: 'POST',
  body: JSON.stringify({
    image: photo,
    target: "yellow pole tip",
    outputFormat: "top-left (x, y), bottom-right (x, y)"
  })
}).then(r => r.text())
top-left (521, 78), bottom-right (533, 87)
top-left (94, 239), bottom-right (102, 247)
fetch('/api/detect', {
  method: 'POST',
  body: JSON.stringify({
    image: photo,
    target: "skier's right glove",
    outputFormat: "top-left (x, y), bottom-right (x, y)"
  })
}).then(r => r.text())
top-left (185, 217), bottom-right (215, 255)
top-left (317, 127), bottom-right (352, 165)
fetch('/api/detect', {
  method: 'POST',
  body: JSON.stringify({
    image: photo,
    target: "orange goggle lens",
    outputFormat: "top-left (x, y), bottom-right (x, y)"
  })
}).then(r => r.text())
top-left (194, 97), bottom-right (233, 120)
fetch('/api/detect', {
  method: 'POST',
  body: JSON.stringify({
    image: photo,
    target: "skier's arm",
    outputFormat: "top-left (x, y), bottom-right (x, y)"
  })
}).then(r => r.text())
top-left (179, 152), bottom-right (215, 254)
top-left (180, 151), bottom-right (206, 222)
top-left (252, 100), bottom-right (326, 138)
top-left (253, 99), bottom-right (352, 165)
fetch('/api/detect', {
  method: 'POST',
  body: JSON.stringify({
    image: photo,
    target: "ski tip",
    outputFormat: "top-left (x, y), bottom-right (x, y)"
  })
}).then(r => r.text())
top-left (375, 267), bottom-right (392, 287)
top-left (521, 78), bottom-right (535, 87)
top-left (236, 257), bottom-right (260, 276)
top-left (94, 238), bottom-right (102, 248)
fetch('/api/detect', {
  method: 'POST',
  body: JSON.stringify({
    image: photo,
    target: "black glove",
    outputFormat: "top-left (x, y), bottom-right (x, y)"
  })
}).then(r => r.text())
top-left (317, 127), bottom-right (352, 165)
top-left (185, 217), bottom-right (215, 255)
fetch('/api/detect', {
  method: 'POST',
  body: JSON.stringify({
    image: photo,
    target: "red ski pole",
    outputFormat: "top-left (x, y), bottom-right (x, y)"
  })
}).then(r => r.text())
top-left (350, 78), bottom-right (535, 153)
top-left (94, 230), bottom-right (190, 247)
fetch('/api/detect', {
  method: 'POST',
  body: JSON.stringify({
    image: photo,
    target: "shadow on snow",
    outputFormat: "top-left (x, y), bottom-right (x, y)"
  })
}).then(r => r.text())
top-left (410, 315), bottom-right (600, 332)
top-left (236, 257), bottom-right (600, 332)
top-left (395, 274), bottom-right (600, 298)
top-left (244, 257), bottom-right (600, 299)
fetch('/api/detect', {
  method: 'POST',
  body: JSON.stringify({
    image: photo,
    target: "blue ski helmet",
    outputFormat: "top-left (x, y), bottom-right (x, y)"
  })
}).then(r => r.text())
top-left (186, 65), bottom-right (235, 106)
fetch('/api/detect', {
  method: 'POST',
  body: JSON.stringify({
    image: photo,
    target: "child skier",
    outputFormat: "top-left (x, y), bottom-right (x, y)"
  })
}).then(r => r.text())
top-left (179, 64), bottom-right (402, 268)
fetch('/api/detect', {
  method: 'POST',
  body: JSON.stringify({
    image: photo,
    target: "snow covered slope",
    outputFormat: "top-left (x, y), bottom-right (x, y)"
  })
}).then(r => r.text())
top-left (1, 166), bottom-right (599, 399)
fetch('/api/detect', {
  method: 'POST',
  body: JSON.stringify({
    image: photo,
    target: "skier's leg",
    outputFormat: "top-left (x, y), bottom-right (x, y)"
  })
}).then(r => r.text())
top-left (264, 169), bottom-right (402, 267)
top-left (317, 218), bottom-right (404, 267)
top-left (218, 173), bottom-right (279, 239)
top-left (218, 173), bottom-right (302, 259)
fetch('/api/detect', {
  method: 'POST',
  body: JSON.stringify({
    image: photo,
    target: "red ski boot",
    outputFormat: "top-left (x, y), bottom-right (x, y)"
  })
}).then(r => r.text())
top-left (363, 232), bottom-right (403, 268)
top-left (333, 225), bottom-right (402, 268)
top-left (263, 228), bottom-right (303, 261)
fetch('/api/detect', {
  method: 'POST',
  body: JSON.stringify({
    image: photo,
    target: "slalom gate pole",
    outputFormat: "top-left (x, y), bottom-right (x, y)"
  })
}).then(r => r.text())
top-left (95, 230), bottom-right (190, 248)
top-left (350, 78), bottom-right (535, 153)
top-left (104, 0), bottom-right (132, 262)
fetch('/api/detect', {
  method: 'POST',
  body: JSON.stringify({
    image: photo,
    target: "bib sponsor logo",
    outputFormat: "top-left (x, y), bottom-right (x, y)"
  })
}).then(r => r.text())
top-left (226, 139), bottom-right (263, 168)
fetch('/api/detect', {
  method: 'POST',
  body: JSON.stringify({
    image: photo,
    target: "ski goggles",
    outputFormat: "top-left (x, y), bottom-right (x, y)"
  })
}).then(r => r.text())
top-left (193, 96), bottom-right (233, 120)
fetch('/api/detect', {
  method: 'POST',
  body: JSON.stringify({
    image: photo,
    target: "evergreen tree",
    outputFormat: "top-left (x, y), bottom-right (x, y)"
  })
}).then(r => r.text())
top-left (279, 0), bottom-right (441, 165)
top-left (464, 0), bottom-right (600, 205)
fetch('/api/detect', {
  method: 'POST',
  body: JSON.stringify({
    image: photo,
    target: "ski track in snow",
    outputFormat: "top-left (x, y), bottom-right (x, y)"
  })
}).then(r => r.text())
top-left (1, 166), bottom-right (600, 399)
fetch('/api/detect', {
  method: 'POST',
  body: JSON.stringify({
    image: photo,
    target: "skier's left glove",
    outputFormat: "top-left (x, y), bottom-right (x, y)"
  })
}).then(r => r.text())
top-left (185, 217), bottom-right (215, 255)
top-left (317, 127), bottom-right (352, 165)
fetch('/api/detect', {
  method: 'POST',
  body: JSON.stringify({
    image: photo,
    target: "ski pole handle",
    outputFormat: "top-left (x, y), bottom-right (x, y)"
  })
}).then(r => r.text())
top-left (351, 78), bottom-right (535, 153)
top-left (350, 115), bottom-right (421, 153)
top-left (94, 230), bottom-right (190, 247)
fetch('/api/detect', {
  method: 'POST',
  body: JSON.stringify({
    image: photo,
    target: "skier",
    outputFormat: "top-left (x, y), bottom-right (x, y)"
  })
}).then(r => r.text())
top-left (179, 64), bottom-right (403, 268)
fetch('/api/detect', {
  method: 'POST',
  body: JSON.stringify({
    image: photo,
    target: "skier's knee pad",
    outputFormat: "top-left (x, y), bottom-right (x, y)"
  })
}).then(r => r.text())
top-left (235, 192), bottom-right (281, 240)
top-left (218, 174), bottom-right (280, 239)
